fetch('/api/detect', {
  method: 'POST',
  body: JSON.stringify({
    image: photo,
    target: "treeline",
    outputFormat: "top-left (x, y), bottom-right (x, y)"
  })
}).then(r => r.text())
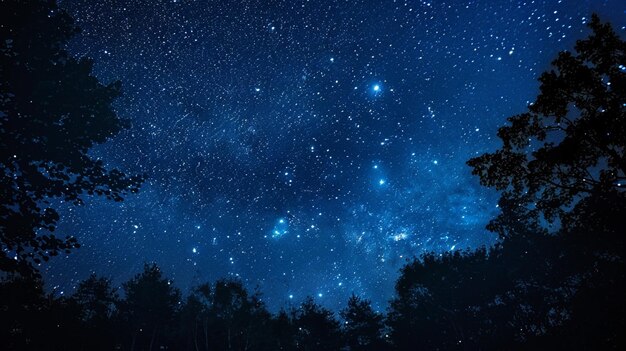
top-left (1, 224), bottom-right (623, 350)
top-left (1, 264), bottom-right (377, 351)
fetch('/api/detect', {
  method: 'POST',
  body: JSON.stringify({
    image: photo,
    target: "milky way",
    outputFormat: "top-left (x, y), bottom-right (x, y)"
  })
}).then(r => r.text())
top-left (47, 0), bottom-right (624, 310)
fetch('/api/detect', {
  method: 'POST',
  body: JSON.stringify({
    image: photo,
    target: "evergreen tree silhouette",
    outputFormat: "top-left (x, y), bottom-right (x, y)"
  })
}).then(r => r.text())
top-left (340, 294), bottom-right (387, 350)
top-left (292, 297), bottom-right (342, 351)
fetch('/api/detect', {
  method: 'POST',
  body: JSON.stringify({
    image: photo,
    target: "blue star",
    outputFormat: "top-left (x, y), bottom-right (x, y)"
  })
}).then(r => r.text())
top-left (370, 83), bottom-right (384, 97)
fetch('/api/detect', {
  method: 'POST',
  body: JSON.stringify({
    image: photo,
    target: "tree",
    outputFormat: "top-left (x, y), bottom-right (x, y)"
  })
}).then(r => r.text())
top-left (118, 264), bottom-right (181, 351)
top-left (0, 274), bottom-right (90, 351)
top-left (465, 14), bottom-right (625, 348)
top-left (272, 309), bottom-right (297, 350)
top-left (0, 275), bottom-right (47, 350)
top-left (71, 274), bottom-right (119, 350)
top-left (179, 283), bottom-right (212, 351)
top-left (208, 279), bottom-right (274, 350)
top-left (387, 250), bottom-right (494, 350)
top-left (178, 279), bottom-right (276, 351)
top-left (74, 274), bottom-right (118, 322)
top-left (292, 297), bottom-right (342, 351)
top-left (467, 14), bottom-right (625, 238)
top-left (340, 294), bottom-right (387, 351)
top-left (0, 0), bottom-right (144, 276)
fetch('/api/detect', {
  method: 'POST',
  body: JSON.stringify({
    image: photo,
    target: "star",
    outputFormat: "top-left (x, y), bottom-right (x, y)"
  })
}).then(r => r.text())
top-left (42, 0), bottom-right (591, 313)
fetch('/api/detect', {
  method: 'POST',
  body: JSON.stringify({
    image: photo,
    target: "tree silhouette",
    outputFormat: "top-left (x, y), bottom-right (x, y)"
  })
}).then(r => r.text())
top-left (467, 14), bottom-right (625, 238)
top-left (292, 297), bottom-right (342, 351)
top-left (462, 14), bottom-right (626, 349)
top-left (74, 274), bottom-right (118, 323)
top-left (71, 274), bottom-right (119, 350)
top-left (0, 275), bottom-right (89, 351)
top-left (340, 294), bottom-right (387, 350)
top-left (272, 309), bottom-right (298, 350)
top-left (118, 264), bottom-right (181, 351)
top-left (208, 279), bottom-right (274, 350)
top-left (0, 0), bottom-right (144, 276)
top-left (387, 250), bottom-right (492, 350)
top-left (179, 283), bottom-right (212, 351)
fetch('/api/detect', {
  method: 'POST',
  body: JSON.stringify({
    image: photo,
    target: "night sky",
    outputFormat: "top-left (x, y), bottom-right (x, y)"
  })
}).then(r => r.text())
top-left (46, 0), bottom-right (624, 311)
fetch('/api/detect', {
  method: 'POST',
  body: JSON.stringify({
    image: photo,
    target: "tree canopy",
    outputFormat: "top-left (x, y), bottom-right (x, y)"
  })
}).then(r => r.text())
top-left (388, 15), bottom-right (625, 350)
top-left (0, 0), bottom-right (144, 276)
top-left (467, 14), bottom-right (626, 238)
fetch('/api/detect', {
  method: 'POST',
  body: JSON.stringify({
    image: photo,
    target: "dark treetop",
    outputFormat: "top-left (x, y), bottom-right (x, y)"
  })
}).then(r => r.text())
top-left (0, 0), bottom-right (143, 276)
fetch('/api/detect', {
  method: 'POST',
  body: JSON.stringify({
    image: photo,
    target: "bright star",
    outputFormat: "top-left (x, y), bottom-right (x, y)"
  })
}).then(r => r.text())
top-left (373, 84), bottom-right (380, 91)
top-left (379, 179), bottom-right (386, 185)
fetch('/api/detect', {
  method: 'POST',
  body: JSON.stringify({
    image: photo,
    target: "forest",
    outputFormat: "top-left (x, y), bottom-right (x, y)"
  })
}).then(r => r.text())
top-left (1, 0), bottom-right (624, 350)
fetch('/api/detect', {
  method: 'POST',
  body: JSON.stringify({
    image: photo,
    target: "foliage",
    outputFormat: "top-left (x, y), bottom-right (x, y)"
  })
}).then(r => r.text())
top-left (0, 0), bottom-right (144, 276)
top-left (292, 297), bottom-right (343, 351)
top-left (118, 263), bottom-right (181, 351)
top-left (341, 294), bottom-right (387, 351)
top-left (467, 14), bottom-right (625, 238)
top-left (384, 14), bottom-right (626, 350)
top-left (179, 279), bottom-right (276, 351)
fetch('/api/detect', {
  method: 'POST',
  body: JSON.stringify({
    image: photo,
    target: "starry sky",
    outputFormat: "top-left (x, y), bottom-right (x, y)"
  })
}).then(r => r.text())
top-left (46, 0), bottom-right (624, 311)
